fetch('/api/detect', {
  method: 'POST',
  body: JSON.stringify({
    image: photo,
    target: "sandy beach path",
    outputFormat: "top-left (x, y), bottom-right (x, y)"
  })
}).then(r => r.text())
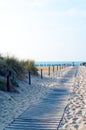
top-left (3, 67), bottom-right (76, 130)
top-left (58, 66), bottom-right (86, 130)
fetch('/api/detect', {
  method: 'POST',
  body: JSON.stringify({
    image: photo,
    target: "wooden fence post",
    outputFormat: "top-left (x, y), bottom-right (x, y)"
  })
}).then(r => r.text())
top-left (41, 69), bottom-right (43, 79)
top-left (48, 66), bottom-right (50, 76)
top-left (60, 65), bottom-right (61, 70)
top-left (7, 70), bottom-right (11, 91)
top-left (57, 65), bottom-right (58, 70)
top-left (53, 65), bottom-right (54, 73)
top-left (29, 71), bottom-right (31, 85)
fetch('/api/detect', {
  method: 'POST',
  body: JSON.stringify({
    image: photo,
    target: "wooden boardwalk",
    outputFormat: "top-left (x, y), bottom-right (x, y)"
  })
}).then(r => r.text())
top-left (4, 67), bottom-right (77, 130)
top-left (4, 88), bottom-right (69, 130)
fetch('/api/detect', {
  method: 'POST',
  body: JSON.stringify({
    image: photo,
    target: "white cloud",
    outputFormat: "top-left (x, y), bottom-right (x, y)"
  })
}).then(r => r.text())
top-left (32, 8), bottom-right (86, 18)
top-left (66, 8), bottom-right (77, 16)
top-left (63, 0), bottom-right (69, 2)
top-left (57, 9), bottom-right (86, 17)
top-left (31, 0), bottom-right (55, 6)
top-left (51, 8), bottom-right (78, 17)
top-left (80, 11), bottom-right (86, 17)
top-left (31, 8), bottom-right (78, 17)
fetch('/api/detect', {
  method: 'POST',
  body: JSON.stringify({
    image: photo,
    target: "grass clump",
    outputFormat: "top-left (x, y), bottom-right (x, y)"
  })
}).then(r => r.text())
top-left (5, 56), bottom-right (25, 78)
top-left (22, 60), bottom-right (38, 75)
top-left (0, 54), bottom-right (38, 91)
top-left (0, 55), bottom-right (38, 78)
top-left (0, 78), bottom-right (7, 91)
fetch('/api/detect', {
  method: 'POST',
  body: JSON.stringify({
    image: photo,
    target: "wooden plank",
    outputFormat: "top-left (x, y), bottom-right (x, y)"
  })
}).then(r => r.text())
top-left (4, 87), bottom-right (69, 130)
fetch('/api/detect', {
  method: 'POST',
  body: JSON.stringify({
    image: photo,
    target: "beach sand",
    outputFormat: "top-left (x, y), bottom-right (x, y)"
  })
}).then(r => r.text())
top-left (59, 66), bottom-right (86, 130)
top-left (0, 66), bottom-right (85, 130)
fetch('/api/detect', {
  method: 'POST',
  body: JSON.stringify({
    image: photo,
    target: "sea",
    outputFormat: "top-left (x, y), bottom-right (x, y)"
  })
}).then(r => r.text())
top-left (35, 61), bottom-right (84, 66)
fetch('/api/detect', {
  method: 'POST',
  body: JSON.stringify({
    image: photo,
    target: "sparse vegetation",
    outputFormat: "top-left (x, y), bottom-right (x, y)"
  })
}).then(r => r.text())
top-left (0, 54), bottom-right (38, 91)
top-left (0, 78), bottom-right (6, 91)
top-left (22, 60), bottom-right (38, 75)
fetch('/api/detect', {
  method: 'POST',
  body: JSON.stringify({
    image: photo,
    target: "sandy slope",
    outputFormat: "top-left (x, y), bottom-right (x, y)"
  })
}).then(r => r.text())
top-left (59, 66), bottom-right (86, 130)
top-left (0, 66), bottom-right (76, 130)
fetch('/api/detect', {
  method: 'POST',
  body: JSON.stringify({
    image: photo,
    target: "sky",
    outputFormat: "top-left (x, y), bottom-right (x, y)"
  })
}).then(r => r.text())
top-left (0, 0), bottom-right (86, 62)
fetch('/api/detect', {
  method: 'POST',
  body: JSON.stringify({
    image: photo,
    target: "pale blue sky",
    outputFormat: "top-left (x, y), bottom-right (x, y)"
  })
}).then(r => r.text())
top-left (0, 0), bottom-right (86, 61)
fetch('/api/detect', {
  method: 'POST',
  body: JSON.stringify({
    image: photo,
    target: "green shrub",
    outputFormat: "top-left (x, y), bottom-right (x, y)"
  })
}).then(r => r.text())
top-left (0, 78), bottom-right (7, 91)
top-left (0, 59), bottom-right (7, 76)
top-left (4, 56), bottom-right (25, 78)
top-left (0, 55), bottom-right (38, 78)
top-left (11, 78), bottom-right (19, 87)
top-left (23, 60), bottom-right (38, 75)
top-left (0, 77), bottom-right (19, 91)
top-left (0, 54), bottom-right (39, 92)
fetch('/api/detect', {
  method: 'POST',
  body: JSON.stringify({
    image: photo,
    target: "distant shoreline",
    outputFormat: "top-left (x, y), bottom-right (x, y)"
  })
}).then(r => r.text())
top-left (35, 61), bottom-right (83, 66)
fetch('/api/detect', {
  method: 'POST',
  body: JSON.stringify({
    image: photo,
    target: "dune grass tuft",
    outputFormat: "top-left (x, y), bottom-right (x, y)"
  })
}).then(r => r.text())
top-left (0, 54), bottom-right (38, 91)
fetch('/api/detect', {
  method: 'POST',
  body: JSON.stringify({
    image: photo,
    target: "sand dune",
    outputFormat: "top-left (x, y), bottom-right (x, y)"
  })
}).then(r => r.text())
top-left (59, 66), bottom-right (86, 130)
top-left (1, 66), bottom-right (85, 130)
